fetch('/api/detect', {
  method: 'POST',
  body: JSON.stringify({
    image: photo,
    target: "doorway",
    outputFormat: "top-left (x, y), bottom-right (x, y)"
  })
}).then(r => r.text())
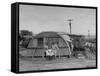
top-left (38, 38), bottom-right (43, 48)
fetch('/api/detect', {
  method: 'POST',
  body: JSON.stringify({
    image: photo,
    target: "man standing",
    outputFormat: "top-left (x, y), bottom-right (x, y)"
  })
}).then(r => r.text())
top-left (51, 43), bottom-right (59, 58)
top-left (44, 43), bottom-right (48, 58)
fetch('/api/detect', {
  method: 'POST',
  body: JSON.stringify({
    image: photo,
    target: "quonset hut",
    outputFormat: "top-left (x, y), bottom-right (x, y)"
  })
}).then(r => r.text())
top-left (26, 31), bottom-right (73, 57)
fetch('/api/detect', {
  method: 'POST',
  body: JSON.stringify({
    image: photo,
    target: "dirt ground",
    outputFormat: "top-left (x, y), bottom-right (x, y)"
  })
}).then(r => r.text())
top-left (19, 57), bottom-right (96, 71)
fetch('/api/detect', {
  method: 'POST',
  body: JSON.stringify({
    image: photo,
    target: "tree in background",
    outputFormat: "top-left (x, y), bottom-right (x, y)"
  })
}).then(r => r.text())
top-left (20, 30), bottom-right (33, 36)
top-left (19, 30), bottom-right (33, 48)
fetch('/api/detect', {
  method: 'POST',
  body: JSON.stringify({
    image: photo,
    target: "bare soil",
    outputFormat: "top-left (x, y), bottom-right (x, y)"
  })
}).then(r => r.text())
top-left (19, 57), bottom-right (96, 71)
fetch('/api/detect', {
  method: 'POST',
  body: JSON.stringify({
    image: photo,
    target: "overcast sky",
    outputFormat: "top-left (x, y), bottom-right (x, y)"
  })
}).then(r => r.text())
top-left (19, 5), bottom-right (96, 35)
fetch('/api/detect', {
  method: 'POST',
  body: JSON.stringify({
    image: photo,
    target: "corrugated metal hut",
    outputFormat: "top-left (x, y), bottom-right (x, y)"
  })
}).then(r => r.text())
top-left (26, 31), bottom-right (73, 57)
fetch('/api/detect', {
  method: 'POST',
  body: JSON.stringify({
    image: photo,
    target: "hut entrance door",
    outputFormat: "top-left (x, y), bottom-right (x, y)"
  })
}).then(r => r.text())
top-left (38, 38), bottom-right (43, 48)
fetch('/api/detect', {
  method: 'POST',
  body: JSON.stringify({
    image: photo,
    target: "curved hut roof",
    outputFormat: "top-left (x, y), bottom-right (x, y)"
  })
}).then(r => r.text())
top-left (34, 31), bottom-right (71, 42)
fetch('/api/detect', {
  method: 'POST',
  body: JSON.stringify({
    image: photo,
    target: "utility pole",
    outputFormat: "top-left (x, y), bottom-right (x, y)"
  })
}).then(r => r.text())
top-left (68, 19), bottom-right (72, 34)
top-left (88, 30), bottom-right (90, 38)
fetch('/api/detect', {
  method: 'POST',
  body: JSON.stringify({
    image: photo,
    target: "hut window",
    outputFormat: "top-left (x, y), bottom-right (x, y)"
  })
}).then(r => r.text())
top-left (38, 38), bottom-right (43, 48)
